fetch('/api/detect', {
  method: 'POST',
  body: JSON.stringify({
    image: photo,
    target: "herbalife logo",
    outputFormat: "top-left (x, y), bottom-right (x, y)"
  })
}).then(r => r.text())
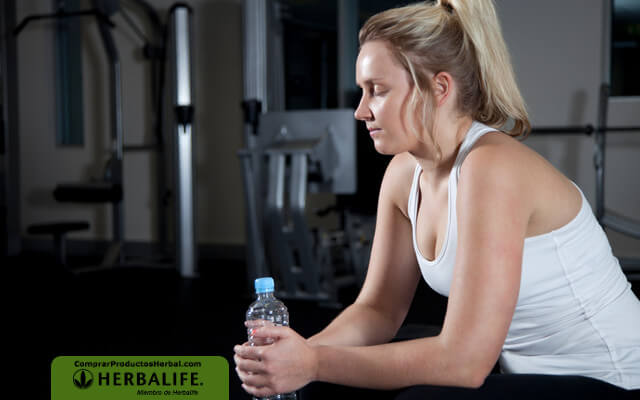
top-left (73, 369), bottom-right (94, 389)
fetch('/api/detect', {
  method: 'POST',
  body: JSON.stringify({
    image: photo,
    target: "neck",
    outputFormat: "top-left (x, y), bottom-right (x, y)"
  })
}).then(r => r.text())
top-left (410, 116), bottom-right (473, 184)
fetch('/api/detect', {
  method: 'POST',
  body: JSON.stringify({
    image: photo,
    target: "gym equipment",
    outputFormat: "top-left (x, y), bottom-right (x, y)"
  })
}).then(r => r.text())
top-left (239, 109), bottom-right (360, 302)
top-left (531, 83), bottom-right (640, 280)
top-left (27, 222), bottom-right (89, 267)
top-left (256, 110), bottom-right (356, 194)
top-left (241, 0), bottom-right (271, 288)
top-left (168, 3), bottom-right (197, 278)
top-left (15, 2), bottom-right (198, 277)
top-left (16, 6), bottom-right (126, 268)
top-left (241, 0), bottom-right (371, 303)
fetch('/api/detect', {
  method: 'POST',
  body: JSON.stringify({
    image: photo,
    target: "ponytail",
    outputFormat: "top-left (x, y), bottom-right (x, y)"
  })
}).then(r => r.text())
top-left (359, 0), bottom-right (531, 138)
top-left (441, 0), bottom-right (530, 136)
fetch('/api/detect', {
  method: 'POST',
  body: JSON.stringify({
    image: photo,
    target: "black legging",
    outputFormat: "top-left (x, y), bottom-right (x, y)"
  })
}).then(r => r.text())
top-left (299, 374), bottom-right (638, 400)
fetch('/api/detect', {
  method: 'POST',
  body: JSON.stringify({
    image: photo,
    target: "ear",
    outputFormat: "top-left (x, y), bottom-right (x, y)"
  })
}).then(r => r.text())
top-left (432, 71), bottom-right (453, 107)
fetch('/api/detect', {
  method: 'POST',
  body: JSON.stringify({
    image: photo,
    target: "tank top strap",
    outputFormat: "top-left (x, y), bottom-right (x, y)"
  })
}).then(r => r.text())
top-left (407, 163), bottom-right (422, 226)
top-left (453, 121), bottom-right (499, 181)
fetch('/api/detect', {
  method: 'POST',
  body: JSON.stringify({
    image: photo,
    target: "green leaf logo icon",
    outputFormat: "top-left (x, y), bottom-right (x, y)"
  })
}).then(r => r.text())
top-left (73, 369), bottom-right (94, 389)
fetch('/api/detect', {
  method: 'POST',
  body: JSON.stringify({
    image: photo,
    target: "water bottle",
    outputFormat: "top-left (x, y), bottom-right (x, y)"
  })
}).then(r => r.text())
top-left (246, 277), bottom-right (297, 400)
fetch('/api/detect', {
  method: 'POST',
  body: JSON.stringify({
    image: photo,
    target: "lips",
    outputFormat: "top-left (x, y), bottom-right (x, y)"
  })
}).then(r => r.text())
top-left (368, 129), bottom-right (382, 139)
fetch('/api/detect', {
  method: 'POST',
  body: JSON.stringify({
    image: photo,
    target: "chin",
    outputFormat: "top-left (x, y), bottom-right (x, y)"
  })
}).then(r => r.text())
top-left (373, 143), bottom-right (400, 156)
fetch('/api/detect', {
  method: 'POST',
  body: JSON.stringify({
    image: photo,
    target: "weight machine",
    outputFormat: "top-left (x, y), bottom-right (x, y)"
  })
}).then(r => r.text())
top-left (239, 109), bottom-right (364, 302)
top-left (240, 0), bottom-right (369, 303)
top-left (15, 1), bottom-right (198, 278)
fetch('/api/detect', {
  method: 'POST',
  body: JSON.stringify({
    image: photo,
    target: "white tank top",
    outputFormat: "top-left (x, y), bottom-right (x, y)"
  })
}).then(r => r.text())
top-left (407, 121), bottom-right (640, 389)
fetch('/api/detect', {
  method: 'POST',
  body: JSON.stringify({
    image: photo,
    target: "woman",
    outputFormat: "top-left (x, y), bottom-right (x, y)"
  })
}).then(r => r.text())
top-left (234, 0), bottom-right (640, 398)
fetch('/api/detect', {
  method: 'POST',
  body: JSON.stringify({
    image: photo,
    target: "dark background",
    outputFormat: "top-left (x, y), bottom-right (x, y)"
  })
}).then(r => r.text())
top-left (9, 251), bottom-right (449, 399)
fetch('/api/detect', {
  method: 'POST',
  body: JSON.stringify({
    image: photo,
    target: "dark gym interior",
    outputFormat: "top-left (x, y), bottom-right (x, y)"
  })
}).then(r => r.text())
top-left (3, 0), bottom-right (640, 399)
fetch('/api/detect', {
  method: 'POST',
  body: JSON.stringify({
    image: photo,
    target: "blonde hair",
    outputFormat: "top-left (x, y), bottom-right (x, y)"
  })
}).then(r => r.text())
top-left (359, 0), bottom-right (530, 155)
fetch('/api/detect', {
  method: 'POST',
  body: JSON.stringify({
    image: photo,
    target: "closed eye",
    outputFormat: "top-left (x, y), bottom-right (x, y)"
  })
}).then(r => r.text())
top-left (372, 85), bottom-right (388, 97)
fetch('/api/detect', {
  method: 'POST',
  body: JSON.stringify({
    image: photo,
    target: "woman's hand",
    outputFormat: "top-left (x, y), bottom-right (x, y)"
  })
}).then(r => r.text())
top-left (234, 324), bottom-right (318, 398)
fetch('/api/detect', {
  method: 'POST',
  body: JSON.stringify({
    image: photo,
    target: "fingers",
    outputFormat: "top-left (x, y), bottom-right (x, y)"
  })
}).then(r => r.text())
top-left (251, 325), bottom-right (288, 340)
top-left (234, 344), bottom-right (263, 361)
top-left (239, 376), bottom-right (274, 397)
top-left (234, 351), bottom-right (277, 398)
top-left (234, 325), bottom-right (296, 398)
top-left (245, 319), bottom-right (275, 328)
top-left (233, 353), bottom-right (264, 374)
top-left (236, 365), bottom-right (269, 387)
top-left (246, 321), bottom-right (282, 345)
top-left (242, 383), bottom-right (276, 398)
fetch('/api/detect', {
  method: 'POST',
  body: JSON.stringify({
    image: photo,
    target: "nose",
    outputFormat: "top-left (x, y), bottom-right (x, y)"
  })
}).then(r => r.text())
top-left (354, 95), bottom-right (372, 121)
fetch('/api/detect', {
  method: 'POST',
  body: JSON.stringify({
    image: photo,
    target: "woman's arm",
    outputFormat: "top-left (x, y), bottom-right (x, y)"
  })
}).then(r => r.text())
top-left (235, 144), bottom-right (531, 396)
top-left (307, 153), bottom-right (422, 347)
top-left (313, 142), bottom-right (531, 389)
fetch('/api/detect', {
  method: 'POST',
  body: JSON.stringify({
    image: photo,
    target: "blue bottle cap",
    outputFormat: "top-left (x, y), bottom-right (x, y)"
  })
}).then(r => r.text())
top-left (254, 277), bottom-right (275, 294)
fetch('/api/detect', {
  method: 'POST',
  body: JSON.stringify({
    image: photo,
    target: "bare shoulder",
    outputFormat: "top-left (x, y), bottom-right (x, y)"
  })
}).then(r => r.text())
top-left (462, 131), bottom-right (576, 190)
top-left (459, 132), bottom-right (532, 185)
top-left (459, 131), bottom-right (582, 237)
top-left (457, 132), bottom-right (534, 215)
top-left (462, 131), bottom-right (534, 171)
top-left (379, 152), bottom-right (418, 219)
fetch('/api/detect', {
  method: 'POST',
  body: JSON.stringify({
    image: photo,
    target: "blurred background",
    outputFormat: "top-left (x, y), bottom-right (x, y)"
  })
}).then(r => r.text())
top-left (2, 0), bottom-right (639, 399)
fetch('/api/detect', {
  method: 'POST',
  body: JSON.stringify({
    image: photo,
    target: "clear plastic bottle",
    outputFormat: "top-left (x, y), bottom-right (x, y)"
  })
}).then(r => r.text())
top-left (246, 277), bottom-right (297, 400)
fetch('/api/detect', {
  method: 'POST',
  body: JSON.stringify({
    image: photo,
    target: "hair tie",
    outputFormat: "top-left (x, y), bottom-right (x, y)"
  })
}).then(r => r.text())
top-left (441, 1), bottom-right (454, 14)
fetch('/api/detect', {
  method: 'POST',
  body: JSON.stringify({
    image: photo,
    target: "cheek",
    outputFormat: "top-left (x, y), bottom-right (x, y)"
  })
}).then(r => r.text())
top-left (371, 98), bottom-right (394, 123)
top-left (399, 97), bottom-right (425, 139)
top-left (368, 99), bottom-right (382, 118)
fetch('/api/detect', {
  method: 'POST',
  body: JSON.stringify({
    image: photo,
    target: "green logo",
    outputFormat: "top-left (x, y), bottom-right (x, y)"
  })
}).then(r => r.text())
top-left (52, 356), bottom-right (228, 399)
top-left (72, 369), bottom-right (93, 389)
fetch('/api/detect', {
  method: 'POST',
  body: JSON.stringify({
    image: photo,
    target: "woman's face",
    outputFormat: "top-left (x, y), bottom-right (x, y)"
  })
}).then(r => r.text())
top-left (355, 40), bottom-right (418, 155)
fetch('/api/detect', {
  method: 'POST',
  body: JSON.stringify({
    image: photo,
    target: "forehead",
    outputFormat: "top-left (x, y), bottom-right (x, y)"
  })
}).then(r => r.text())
top-left (356, 41), bottom-right (405, 83)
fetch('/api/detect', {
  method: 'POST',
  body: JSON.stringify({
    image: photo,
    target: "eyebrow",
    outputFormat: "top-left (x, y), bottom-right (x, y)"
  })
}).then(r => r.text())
top-left (356, 77), bottom-right (385, 87)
